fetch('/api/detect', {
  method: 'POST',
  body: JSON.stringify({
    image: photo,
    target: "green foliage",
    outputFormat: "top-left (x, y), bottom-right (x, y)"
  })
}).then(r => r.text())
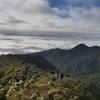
top-left (0, 54), bottom-right (99, 100)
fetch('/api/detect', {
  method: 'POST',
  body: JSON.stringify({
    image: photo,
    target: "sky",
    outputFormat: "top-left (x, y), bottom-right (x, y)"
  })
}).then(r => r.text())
top-left (0, 0), bottom-right (100, 54)
top-left (0, 0), bottom-right (99, 33)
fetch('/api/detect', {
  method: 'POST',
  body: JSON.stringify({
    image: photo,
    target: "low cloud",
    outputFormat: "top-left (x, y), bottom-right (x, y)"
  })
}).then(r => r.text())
top-left (0, 34), bottom-right (100, 54)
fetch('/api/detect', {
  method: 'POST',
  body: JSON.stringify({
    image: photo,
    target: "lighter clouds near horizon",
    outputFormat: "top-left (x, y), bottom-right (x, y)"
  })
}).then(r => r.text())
top-left (0, 0), bottom-right (99, 33)
top-left (0, 34), bottom-right (100, 54)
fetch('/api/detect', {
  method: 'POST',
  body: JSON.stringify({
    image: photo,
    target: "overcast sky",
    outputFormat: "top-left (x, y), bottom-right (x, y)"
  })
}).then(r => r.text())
top-left (0, 0), bottom-right (100, 54)
top-left (0, 0), bottom-right (99, 34)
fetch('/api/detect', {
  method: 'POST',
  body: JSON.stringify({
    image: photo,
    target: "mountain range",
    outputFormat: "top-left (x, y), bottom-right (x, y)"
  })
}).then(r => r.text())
top-left (34, 43), bottom-right (100, 75)
top-left (0, 43), bottom-right (100, 100)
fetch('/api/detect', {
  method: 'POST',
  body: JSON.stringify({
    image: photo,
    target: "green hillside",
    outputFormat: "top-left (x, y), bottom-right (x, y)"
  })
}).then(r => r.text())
top-left (0, 54), bottom-right (96, 100)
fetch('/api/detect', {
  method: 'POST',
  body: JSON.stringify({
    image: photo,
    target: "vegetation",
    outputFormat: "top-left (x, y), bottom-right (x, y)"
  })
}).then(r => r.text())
top-left (0, 56), bottom-right (93, 100)
top-left (0, 47), bottom-right (100, 100)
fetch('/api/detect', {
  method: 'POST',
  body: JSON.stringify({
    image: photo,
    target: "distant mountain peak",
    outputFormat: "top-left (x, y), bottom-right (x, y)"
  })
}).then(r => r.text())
top-left (74, 43), bottom-right (89, 50)
top-left (76, 43), bottom-right (88, 48)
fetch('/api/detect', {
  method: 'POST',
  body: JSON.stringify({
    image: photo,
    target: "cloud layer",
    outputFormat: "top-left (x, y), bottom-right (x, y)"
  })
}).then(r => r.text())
top-left (0, 0), bottom-right (99, 33)
top-left (0, 34), bottom-right (100, 54)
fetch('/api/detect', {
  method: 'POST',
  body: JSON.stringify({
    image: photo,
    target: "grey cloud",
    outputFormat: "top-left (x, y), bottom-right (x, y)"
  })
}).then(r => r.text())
top-left (7, 16), bottom-right (27, 24)
top-left (0, 0), bottom-right (99, 33)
